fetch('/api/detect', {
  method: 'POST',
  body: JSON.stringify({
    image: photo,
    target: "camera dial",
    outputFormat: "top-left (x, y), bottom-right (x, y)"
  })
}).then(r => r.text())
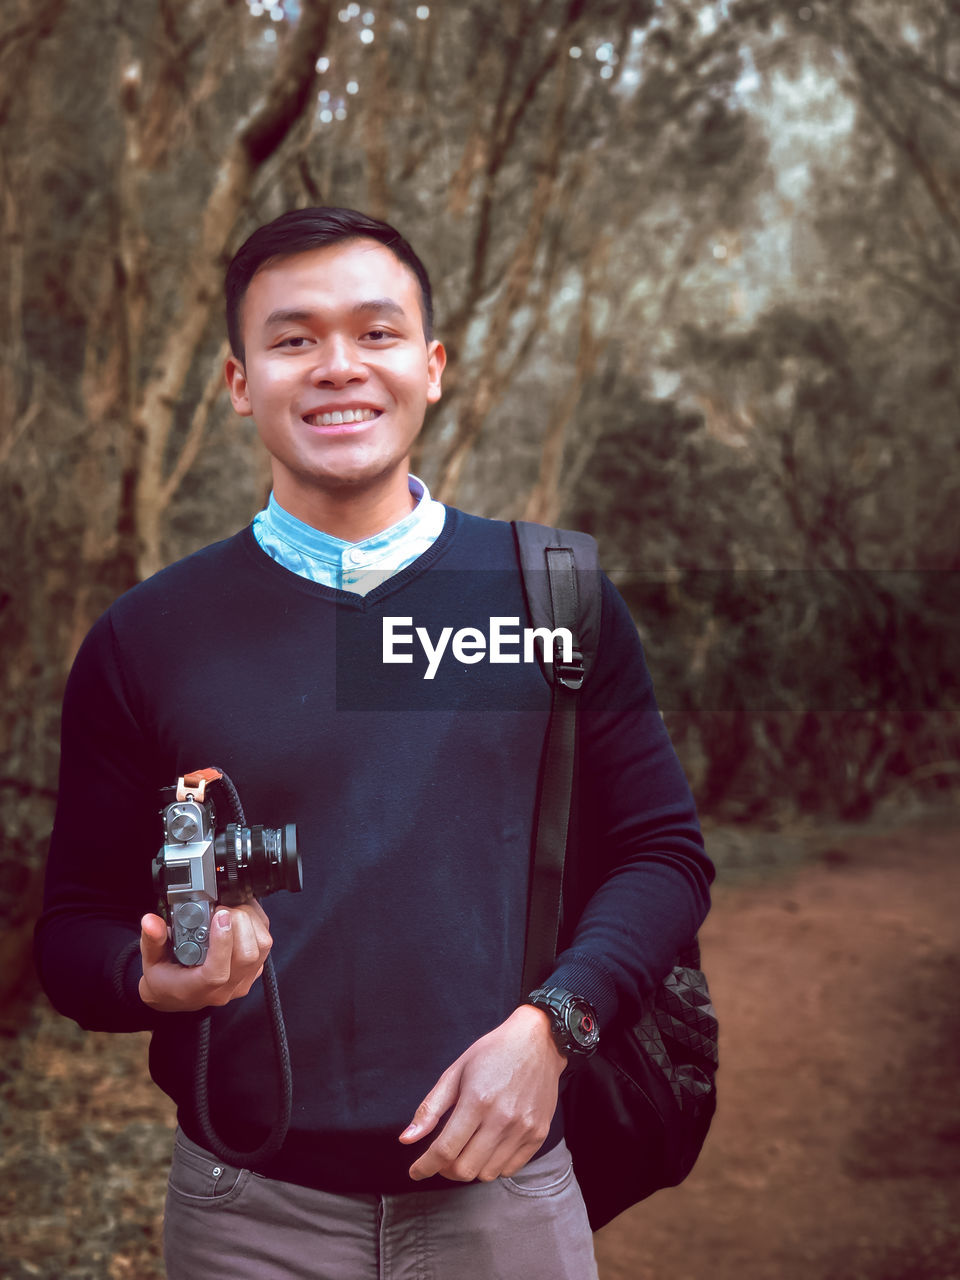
top-left (169, 809), bottom-right (201, 842)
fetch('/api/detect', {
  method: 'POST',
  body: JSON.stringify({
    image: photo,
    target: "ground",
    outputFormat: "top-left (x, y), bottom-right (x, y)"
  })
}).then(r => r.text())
top-left (2, 813), bottom-right (958, 1279)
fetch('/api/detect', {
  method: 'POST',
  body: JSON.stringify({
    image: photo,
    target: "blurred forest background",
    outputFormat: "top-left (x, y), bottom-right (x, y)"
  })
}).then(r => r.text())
top-left (1, 0), bottom-right (958, 1008)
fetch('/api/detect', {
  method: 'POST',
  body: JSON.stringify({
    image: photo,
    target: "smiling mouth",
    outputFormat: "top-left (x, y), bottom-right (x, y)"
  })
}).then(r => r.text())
top-left (303, 408), bottom-right (381, 426)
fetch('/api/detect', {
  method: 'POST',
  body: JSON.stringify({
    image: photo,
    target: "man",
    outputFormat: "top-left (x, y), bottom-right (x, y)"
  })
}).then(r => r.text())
top-left (36, 207), bottom-right (713, 1279)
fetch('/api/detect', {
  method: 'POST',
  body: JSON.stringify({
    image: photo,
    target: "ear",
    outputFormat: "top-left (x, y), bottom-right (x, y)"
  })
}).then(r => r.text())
top-left (225, 354), bottom-right (253, 417)
top-left (426, 340), bottom-right (446, 405)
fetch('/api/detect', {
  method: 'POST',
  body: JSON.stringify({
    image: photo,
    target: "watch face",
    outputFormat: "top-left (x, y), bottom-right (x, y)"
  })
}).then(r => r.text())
top-left (528, 988), bottom-right (600, 1056)
top-left (564, 998), bottom-right (600, 1051)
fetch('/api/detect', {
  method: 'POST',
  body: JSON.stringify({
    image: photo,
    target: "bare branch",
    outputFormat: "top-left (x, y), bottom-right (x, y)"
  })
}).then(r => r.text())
top-left (159, 341), bottom-right (231, 510)
top-left (435, 35), bottom-right (575, 501)
top-left (134, 3), bottom-right (335, 578)
top-left (842, 34), bottom-right (960, 245)
top-left (444, 6), bottom-right (583, 357)
top-left (0, 392), bottom-right (41, 470)
top-left (0, 0), bottom-right (67, 128)
top-left (839, 9), bottom-right (960, 107)
top-left (240, 7), bottom-right (334, 167)
top-left (868, 260), bottom-right (960, 319)
top-left (361, 0), bottom-right (394, 218)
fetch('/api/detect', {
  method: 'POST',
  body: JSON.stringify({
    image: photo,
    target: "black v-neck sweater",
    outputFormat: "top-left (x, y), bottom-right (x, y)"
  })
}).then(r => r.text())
top-left (37, 509), bottom-right (712, 1194)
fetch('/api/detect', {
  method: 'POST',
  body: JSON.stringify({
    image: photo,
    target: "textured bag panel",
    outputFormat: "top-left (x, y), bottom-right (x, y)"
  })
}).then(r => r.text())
top-left (563, 962), bottom-right (719, 1231)
top-left (638, 966), bottom-right (718, 1113)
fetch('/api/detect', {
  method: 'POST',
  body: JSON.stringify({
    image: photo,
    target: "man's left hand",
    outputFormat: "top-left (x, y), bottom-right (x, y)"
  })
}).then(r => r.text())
top-left (400, 1004), bottom-right (567, 1183)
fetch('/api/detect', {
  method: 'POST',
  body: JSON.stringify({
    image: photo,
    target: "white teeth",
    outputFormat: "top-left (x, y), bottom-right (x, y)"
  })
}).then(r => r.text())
top-left (305, 408), bottom-right (379, 426)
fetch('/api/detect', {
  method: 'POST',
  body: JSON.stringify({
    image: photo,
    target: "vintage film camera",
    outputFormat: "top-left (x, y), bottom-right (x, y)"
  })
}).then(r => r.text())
top-left (153, 769), bottom-right (301, 966)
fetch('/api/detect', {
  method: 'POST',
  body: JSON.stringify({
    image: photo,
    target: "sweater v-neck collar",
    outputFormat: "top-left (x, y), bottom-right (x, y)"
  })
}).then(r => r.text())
top-left (238, 506), bottom-right (460, 611)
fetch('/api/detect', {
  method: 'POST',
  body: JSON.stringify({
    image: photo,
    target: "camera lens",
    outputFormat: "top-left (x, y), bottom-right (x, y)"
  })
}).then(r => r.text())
top-left (278, 824), bottom-right (302, 893)
top-left (215, 823), bottom-right (302, 902)
top-left (252, 824), bottom-right (302, 895)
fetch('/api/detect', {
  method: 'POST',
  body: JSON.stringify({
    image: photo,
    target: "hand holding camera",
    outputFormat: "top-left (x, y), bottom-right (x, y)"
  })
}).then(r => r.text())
top-left (142, 769), bottom-right (302, 1012)
top-left (138, 899), bottom-right (274, 1012)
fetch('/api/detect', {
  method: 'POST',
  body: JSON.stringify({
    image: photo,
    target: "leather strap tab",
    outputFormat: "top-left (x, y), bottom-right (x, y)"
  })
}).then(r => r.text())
top-left (176, 768), bottom-right (223, 803)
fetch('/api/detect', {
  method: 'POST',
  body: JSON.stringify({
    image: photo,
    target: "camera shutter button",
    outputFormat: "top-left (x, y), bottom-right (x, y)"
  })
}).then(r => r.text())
top-left (177, 902), bottom-right (206, 930)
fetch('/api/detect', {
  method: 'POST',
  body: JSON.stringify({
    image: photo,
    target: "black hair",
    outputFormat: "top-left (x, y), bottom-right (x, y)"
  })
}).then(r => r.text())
top-left (224, 206), bottom-right (435, 361)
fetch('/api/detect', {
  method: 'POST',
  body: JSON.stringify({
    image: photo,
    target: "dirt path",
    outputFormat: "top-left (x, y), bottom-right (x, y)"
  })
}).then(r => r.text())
top-left (595, 821), bottom-right (960, 1280)
top-left (2, 818), bottom-right (958, 1278)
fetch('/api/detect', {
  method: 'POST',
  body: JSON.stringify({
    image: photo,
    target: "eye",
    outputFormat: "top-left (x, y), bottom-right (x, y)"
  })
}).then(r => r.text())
top-left (364, 328), bottom-right (394, 342)
top-left (276, 335), bottom-right (313, 349)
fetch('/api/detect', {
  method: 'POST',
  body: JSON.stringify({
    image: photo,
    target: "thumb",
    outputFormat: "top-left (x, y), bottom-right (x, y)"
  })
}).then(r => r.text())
top-left (399, 1064), bottom-right (461, 1143)
top-left (140, 912), bottom-right (169, 965)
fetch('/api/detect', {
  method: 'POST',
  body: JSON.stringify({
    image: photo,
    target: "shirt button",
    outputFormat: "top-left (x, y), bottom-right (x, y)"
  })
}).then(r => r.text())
top-left (346, 548), bottom-right (366, 566)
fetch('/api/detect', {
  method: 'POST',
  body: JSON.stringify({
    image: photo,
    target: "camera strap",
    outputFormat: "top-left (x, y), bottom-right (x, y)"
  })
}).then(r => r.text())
top-left (182, 766), bottom-right (295, 1169)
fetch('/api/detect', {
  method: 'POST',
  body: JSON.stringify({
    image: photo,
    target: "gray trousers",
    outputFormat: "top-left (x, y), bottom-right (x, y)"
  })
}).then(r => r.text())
top-left (163, 1129), bottom-right (599, 1280)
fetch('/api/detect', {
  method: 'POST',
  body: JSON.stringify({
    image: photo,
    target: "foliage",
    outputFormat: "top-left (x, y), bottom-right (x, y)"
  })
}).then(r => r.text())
top-left (568, 0), bottom-right (960, 817)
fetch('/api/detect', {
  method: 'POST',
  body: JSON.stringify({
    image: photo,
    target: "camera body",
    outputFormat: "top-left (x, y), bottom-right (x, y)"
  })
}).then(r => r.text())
top-left (154, 778), bottom-right (301, 966)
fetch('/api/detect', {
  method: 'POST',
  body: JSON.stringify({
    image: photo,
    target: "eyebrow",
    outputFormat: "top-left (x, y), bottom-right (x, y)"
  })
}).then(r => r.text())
top-left (263, 299), bottom-right (407, 329)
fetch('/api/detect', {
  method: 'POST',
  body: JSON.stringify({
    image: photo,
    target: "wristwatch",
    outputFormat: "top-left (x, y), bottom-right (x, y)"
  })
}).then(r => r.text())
top-left (526, 986), bottom-right (600, 1059)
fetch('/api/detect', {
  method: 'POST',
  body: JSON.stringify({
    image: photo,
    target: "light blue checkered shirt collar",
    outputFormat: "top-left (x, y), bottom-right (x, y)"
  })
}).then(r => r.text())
top-left (252, 475), bottom-right (446, 596)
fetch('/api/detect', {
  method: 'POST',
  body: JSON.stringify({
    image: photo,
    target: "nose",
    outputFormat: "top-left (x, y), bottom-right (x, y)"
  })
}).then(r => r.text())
top-left (309, 334), bottom-right (368, 387)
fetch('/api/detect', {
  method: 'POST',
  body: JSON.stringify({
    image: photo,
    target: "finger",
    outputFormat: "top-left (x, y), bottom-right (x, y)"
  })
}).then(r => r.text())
top-left (243, 903), bottom-right (274, 955)
top-left (408, 1110), bottom-right (485, 1181)
top-left (219, 906), bottom-right (270, 1001)
top-left (399, 1067), bottom-right (461, 1145)
top-left (230, 905), bottom-right (268, 967)
top-left (231, 897), bottom-right (268, 928)
top-left (140, 913), bottom-right (169, 967)
top-left (429, 1124), bottom-right (503, 1184)
top-left (199, 909), bottom-right (236, 985)
top-left (476, 1130), bottom-right (545, 1183)
top-left (246, 898), bottom-right (271, 930)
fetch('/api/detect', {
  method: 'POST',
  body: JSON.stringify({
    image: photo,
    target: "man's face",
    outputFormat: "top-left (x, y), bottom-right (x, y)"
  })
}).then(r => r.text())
top-left (225, 239), bottom-right (445, 518)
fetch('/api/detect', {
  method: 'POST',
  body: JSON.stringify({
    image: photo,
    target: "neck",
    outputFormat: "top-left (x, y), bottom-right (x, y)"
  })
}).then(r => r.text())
top-left (272, 475), bottom-right (416, 542)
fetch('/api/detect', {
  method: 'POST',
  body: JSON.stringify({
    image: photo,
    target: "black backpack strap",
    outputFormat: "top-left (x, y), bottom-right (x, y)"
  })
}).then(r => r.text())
top-left (512, 521), bottom-right (601, 994)
top-left (512, 521), bottom-right (601, 684)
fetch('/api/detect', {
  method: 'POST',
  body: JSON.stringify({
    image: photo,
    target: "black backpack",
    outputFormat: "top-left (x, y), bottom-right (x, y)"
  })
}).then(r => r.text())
top-left (512, 520), bottom-right (719, 1232)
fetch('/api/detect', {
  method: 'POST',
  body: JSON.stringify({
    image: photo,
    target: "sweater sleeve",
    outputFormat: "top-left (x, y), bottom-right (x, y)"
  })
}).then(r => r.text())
top-left (543, 574), bottom-right (713, 1032)
top-left (34, 612), bottom-right (174, 1033)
